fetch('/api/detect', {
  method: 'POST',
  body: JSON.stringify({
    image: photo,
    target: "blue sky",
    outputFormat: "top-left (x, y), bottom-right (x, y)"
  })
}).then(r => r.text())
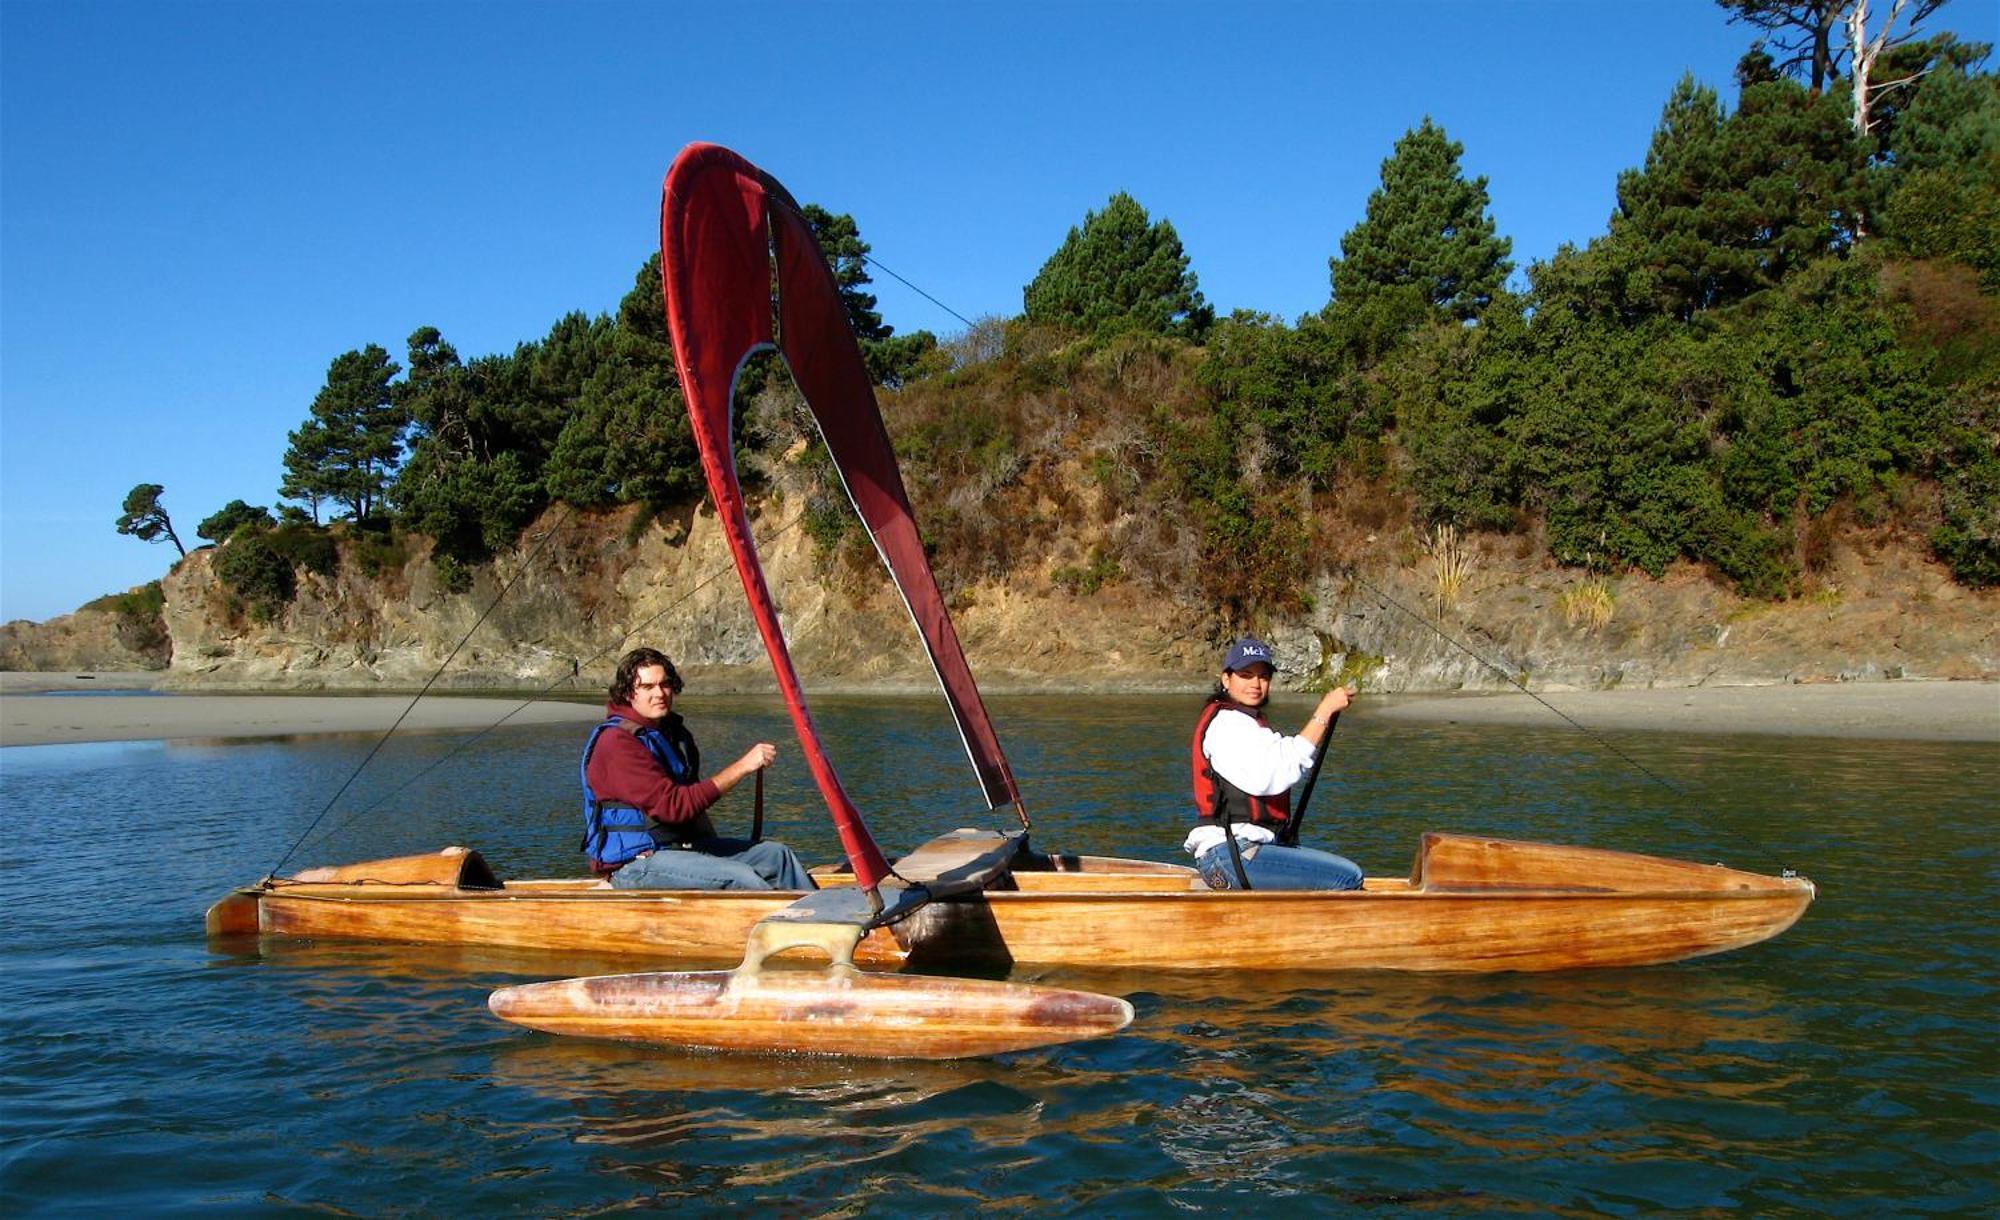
top-left (4, 0), bottom-right (1990, 625)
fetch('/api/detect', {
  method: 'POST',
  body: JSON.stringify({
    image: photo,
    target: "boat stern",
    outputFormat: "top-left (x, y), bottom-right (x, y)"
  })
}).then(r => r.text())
top-left (205, 888), bottom-right (264, 936)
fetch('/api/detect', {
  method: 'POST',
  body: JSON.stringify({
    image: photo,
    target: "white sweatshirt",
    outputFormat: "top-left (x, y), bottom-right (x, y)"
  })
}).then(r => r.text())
top-left (1183, 705), bottom-right (1318, 857)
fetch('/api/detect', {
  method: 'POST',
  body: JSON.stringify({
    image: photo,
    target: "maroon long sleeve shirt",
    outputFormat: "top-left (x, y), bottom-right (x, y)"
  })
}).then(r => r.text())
top-left (586, 703), bottom-right (721, 827)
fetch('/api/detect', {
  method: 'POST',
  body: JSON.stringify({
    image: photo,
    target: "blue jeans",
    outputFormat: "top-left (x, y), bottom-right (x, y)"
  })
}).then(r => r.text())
top-left (609, 837), bottom-right (817, 891)
top-left (1197, 841), bottom-right (1364, 891)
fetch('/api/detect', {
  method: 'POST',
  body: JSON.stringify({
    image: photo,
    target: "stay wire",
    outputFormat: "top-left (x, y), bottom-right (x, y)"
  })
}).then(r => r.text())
top-left (268, 502), bottom-right (579, 877)
top-left (271, 508), bottom-right (808, 876)
top-left (1337, 565), bottom-right (1691, 802)
top-left (856, 247), bottom-right (1688, 805)
top-left (861, 253), bottom-right (979, 332)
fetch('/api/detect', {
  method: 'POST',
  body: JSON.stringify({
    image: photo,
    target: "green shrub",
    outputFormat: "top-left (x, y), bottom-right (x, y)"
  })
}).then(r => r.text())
top-left (196, 500), bottom-right (275, 543)
top-left (83, 581), bottom-right (170, 662)
top-left (1928, 383), bottom-right (2000, 587)
top-left (432, 553), bottom-right (473, 594)
top-left (268, 523), bottom-right (338, 578)
top-left (214, 533), bottom-right (297, 621)
top-left (1051, 548), bottom-right (1122, 595)
top-left (350, 529), bottom-right (409, 578)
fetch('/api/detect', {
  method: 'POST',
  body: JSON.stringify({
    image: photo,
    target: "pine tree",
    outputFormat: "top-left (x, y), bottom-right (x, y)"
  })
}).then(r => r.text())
top-left (797, 204), bottom-right (938, 385)
top-left (800, 204), bottom-right (890, 342)
top-left (1878, 54), bottom-right (2000, 282)
top-left (1023, 192), bottom-right (1212, 339)
top-left (1544, 74), bottom-right (1869, 322)
top-left (114, 483), bottom-right (186, 556)
top-left (1327, 118), bottom-right (1514, 324)
top-left (544, 256), bottom-right (699, 513)
top-left (281, 345), bottom-right (408, 523)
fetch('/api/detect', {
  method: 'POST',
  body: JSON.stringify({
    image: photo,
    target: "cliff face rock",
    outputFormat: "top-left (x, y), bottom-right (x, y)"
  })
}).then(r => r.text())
top-left (13, 503), bottom-right (1996, 693)
top-left (1296, 532), bottom-right (1998, 693)
top-left (144, 504), bottom-right (1218, 694)
top-left (0, 587), bottom-right (169, 673)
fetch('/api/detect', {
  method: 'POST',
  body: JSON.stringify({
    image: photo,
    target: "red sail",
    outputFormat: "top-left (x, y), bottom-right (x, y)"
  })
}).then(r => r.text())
top-left (658, 144), bottom-right (1021, 891)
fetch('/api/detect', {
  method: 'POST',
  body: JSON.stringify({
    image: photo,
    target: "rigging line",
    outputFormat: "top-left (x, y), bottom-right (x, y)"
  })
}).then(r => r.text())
top-left (860, 252), bottom-right (980, 332)
top-left (268, 388), bottom-right (752, 872)
top-left (1337, 565), bottom-right (1691, 801)
top-left (277, 508), bottom-right (810, 869)
top-left (268, 503), bottom-right (579, 877)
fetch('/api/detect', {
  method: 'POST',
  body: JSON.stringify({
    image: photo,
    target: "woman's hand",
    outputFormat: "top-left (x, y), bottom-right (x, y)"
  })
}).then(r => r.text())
top-left (1303, 685), bottom-right (1356, 742)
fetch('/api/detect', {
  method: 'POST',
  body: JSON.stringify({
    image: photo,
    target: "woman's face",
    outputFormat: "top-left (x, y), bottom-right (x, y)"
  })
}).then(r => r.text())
top-left (1221, 663), bottom-right (1273, 707)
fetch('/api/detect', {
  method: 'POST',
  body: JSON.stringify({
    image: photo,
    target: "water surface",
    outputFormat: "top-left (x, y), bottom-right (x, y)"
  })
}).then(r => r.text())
top-left (3, 696), bottom-right (1993, 1214)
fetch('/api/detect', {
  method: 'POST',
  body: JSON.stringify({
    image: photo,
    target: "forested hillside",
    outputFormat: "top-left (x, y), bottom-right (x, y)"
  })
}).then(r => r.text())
top-left (83, 18), bottom-right (2000, 675)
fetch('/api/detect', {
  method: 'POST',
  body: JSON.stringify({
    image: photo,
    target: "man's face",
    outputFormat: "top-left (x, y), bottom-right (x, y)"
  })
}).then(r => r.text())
top-left (630, 664), bottom-right (674, 720)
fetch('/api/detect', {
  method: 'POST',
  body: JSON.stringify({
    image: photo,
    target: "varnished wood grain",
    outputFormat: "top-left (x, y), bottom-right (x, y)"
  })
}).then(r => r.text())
top-left (488, 967), bottom-right (1134, 1059)
top-left (209, 834), bottom-right (1815, 974)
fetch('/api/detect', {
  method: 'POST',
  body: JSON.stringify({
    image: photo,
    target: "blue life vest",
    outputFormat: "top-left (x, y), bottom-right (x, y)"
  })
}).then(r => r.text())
top-left (580, 715), bottom-right (699, 868)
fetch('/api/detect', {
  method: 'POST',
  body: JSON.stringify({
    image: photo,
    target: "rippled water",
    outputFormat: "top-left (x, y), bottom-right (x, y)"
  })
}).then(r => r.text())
top-left (3, 694), bottom-right (1995, 1214)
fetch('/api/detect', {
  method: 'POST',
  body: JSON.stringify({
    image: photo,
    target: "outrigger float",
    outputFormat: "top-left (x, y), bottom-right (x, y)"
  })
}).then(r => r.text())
top-left (208, 144), bottom-right (1815, 1059)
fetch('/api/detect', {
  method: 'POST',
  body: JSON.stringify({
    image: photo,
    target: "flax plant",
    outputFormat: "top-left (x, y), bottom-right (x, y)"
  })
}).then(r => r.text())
top-left (1557, 581), bottom-right (1616, 631)
top-left (1429, 524), bottom-right (1474, 617)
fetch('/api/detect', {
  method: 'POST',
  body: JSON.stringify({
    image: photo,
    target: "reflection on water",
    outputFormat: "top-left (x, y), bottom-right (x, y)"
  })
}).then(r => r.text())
top-left (2, 697), bottom-right (1996, 1214)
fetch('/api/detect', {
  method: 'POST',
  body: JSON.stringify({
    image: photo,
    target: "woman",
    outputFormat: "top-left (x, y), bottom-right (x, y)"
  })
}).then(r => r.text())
top-left (1186, 636), bottom-right (1364, 890)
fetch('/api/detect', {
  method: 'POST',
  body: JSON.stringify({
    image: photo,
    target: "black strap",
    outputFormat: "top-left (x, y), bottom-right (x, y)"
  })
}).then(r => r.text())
top-left (750, 769), bottom-right (765, 845)
top-left (1209, 766), bottom-right (1253, 891)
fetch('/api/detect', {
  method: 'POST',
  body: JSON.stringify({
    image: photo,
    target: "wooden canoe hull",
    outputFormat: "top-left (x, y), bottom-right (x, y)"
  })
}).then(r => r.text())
top-left (488, 967), bottom-right (1134, 1059)
top-left (207, 834), bottom-right (1815, 974)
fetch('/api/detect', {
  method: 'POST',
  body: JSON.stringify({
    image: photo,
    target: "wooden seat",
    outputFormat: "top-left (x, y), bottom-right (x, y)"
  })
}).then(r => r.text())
top-left (890, 828), bottom-right (1025, 895)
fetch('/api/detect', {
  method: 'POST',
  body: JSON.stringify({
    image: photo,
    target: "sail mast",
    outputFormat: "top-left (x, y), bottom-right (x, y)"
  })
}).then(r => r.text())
top-left (659, 144), bottom-right (893, 894)
top-left (659, 143), bottom-right (1023, 897)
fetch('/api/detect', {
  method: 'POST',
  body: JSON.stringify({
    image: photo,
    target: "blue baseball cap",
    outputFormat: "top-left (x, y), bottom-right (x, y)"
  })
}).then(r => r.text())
top-left (1221, 636), bottom-right (1275, 673)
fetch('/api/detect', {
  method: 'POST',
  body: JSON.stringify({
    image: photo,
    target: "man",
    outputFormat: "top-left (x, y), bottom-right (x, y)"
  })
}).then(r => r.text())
top-left (581, 647), bottom-right (816, 890)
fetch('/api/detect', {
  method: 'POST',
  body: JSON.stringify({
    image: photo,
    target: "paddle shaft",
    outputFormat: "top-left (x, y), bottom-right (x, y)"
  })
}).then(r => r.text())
top-left (1280, 708), bottom-right (1340, 847)
top-left (750, 768), bottom-right (764, 844)
top-left (1203, 758), bottom-right (1256, 891)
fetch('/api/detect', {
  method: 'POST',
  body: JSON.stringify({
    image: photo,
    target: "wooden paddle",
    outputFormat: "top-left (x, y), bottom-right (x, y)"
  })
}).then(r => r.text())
top-left (1279, 696), bottom-right (1346, 848)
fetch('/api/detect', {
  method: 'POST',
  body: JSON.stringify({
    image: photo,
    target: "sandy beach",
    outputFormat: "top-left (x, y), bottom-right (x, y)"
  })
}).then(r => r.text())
top-left (1366, 681), bottom-right (1999, 742)
top-left (1, 671), bottom-right (1993, 747)
top-left (0, 676), bottom-right (601, 747)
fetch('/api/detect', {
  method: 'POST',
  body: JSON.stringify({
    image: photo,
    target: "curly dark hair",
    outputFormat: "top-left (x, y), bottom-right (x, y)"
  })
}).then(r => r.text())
top-left (610, 647), bottom-right (684, 704)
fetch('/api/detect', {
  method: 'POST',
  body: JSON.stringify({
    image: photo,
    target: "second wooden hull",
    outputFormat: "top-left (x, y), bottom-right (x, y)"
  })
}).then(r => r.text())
top-left (208, 835), bottom-right (1815, 974)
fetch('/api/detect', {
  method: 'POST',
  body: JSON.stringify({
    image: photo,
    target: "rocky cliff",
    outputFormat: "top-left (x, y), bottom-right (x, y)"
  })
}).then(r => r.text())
top-left (10, 500), bottom-right (1992, 694)
top-left (0, 595), bottom-right (168, 673)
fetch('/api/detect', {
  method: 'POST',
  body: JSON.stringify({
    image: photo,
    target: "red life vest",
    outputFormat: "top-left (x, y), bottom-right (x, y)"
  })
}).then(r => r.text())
top-left (1190, 700), bottom-right (1293, 831)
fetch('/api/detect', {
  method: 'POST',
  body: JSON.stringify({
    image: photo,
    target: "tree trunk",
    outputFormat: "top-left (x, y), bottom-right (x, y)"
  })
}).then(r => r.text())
top-left (1810, 1), bottom-right (1839, 95)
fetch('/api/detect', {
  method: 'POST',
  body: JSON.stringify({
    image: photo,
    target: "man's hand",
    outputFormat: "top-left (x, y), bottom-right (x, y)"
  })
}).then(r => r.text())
top-left (714, 741), bottom-right (778, 794)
